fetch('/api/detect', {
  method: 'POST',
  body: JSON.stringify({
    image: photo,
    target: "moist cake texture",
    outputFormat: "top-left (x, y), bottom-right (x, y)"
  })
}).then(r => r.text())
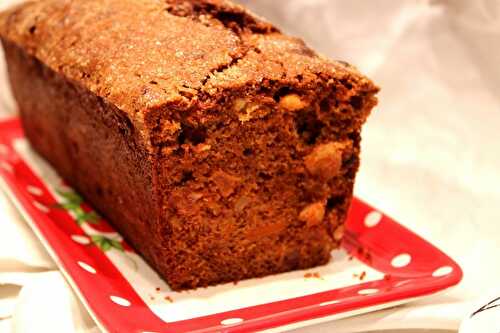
top-left (0, 0), bottom-right (378, 290)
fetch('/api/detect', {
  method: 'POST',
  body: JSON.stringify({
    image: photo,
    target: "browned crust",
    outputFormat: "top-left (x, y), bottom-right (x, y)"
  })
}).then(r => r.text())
top-left (0, 0), bottom-right (377, 133)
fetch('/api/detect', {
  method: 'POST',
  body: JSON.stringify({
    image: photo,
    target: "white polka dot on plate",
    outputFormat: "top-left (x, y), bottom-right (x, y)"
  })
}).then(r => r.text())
top-left (432, 266), bottom-right (453, 277)
top-left (391, 253), bottom-right (412, 268)
top-left (0, 161), bottom-right (13, 173)
top-left (110, 296), bottom-right (131, 307)
top-left (358, 288), bottom-right (379, 295)
top-left (26, 185), bottom-right (43, 196)
top-left (319, 300), bottom-right (341, 306)
top-left (364, 211), bottom-right (382, 227)
top-left (77, 261), bottom-right (96, 274)
top-left (33, 201), bottom-right (49, 213)
top-left (71, 235), bottom-right (91, 245)
top-left (221, 318), bottom-right (244, 326)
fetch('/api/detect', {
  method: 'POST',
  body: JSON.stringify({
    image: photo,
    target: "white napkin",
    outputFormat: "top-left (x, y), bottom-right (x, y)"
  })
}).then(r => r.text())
top-left (1, 0), bottom-right (500, 332)
top-left (1, 271), bottom-right (98, 333)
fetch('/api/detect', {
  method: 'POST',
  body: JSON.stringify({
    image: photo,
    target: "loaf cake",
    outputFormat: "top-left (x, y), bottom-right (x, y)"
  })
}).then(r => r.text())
top-left (0, 0), bottom-right (378, 290)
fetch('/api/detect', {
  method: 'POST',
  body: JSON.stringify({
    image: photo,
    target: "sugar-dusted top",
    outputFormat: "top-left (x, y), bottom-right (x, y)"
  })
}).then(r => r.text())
top-left (0, 0), bottom-right (375, 118)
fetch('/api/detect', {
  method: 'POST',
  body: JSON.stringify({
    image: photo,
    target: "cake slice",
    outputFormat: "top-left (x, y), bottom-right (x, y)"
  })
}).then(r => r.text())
top-left (0, 0), bottom-right (378, 290)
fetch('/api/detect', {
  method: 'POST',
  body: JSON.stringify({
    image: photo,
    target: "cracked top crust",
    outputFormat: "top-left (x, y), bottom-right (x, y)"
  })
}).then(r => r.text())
top-left (0, 0), bottom-right (376, 121)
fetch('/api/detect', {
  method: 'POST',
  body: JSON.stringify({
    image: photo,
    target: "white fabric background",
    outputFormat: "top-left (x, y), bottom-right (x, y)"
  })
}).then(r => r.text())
top-left (1, 0), bottom-right (499, 332)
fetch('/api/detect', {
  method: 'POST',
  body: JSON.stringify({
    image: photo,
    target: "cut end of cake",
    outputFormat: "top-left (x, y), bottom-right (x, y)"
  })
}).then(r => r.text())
top-left (149, 71), bottom-right (378, 290)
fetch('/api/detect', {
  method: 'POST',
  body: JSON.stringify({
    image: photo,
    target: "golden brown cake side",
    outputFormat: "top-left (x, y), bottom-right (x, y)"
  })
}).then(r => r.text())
top-left (0, 0), bottom-right (378, 290)
top-left (2, 39), bottom-right (160, 268)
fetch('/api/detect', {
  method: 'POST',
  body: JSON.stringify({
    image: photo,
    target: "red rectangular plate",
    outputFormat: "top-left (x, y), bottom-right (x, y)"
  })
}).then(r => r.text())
top-left (0, 117), bottom-right (462, 333)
